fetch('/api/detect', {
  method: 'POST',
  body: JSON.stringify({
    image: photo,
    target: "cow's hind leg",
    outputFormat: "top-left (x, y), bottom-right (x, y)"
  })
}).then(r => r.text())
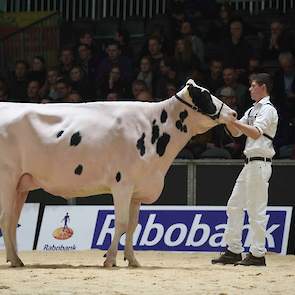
top-left (0, 174), bottom-right (24, 267)
top-left (124, 199), bottom-right (141, 267)
top-left (104, 185), bottom-right (133, 267)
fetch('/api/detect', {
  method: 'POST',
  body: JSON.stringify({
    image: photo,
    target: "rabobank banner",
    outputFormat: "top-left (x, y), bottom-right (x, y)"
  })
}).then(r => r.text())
top-left (38, 205), bottom-right (293, 254)
top-left (0, 203), bottom-right (39, 250)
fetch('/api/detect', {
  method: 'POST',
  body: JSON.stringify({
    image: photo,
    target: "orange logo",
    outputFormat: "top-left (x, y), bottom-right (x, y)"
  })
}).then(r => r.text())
top-left (52, 212), bottom-right (74, 240)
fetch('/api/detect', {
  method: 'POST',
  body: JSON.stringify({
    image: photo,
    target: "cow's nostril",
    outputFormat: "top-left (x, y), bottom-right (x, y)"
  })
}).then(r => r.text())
top-left (232, 111), bottom-right (237, 118)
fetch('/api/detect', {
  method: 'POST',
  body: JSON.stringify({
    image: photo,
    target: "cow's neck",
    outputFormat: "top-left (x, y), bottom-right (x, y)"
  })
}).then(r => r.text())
top-left (158, 92), bottom-right (217, 164)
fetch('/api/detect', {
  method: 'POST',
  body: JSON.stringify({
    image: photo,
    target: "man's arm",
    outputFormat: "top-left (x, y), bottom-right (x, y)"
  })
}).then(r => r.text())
top-left (227, 120), bottom-right (261, 139)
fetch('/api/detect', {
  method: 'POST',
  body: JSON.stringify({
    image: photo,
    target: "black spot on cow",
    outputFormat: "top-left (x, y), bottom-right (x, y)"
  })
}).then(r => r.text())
top-left (179, 110), bottom-right (188, 122)
top-left (70, 132), bottom-right (82, 146)
top-left (156, 133), bottom-right (170, 157)
top-left (74, 164), bottom-right (83, 175)
top-left (175, 111), bottom-right (188, 133)
top-left (176, 120), bottom-right (182, 130)
top-left (160, 110), bottom-right (168, 123)
top-left (136, 133), bottom-right (146, 156)
top-left (116, 172), bottom-right (121, 182)
top-left (56, 130), bottom-right (64, 138)
top-left (151, 121), bottom-right (160, 144)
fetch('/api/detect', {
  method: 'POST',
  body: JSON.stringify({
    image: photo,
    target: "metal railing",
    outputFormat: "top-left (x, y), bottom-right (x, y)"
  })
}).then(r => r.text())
top-left (2, 0), bottom-right (167, 21)
top-left (216, 0), bottom-right (294, 14)
top-left (0, 12), bottom-right (60, 73)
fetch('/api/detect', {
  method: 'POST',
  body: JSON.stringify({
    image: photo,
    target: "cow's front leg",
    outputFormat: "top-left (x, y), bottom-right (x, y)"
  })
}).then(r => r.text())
top-left (124, 199), bottom-right (141, 267)
top-left (104, 185), bottom-right (133, 267)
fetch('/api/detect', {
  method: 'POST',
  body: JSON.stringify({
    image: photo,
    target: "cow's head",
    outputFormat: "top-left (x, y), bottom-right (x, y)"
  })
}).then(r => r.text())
top-left (175, 79), bottom-right (237, 124)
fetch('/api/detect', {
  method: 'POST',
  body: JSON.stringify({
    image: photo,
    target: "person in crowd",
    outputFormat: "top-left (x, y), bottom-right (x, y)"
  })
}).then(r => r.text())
top-left (204, 58), bottom-right (224, 93)
top-left (26, 80), bottom-right (42, 103)
top-left (77, 43), bottom-right (99, 82)
top-left (28, 56), bottom-right (47, 87)
top-left (165, 81), bottom-right (178, 98)
top-left (130, 79), bottom-right (148, 101)
top-left (106, 92), bottom-right (121, 101)
top-left (216, 67), bottom-right (249, 117)
top-left (64, 90), bottom-right (82, 103)
top-left (136, 90), bottom-right (153, 102)
top-left (55, 78), bottom-right (72, 102)
top-left (69, 65), bottom-right (96, 101)
top-left (179, 20), bottom-right (205, 67)
top-left (261, 20), bottom-right (295, 62)
top-left (173, 37), bottom-right (202, 85)
top-left (114, 27), bottom-right (134, 59)
top-left (212, 73), bottom-right (278, 266)
top-left (98, 65), bottom-right (129, 99)
top-left (78, 30), bottom-right (103, 58)
top-left (155, 57), bottom-right (178, 99)
top-left (0, 78), bottom-right (9, 101)
top-left (145, 36), bottom-right (165, 73)
top-left (272, 52), bottom-right (295, 116)
top-left (41, 67), bottom-right (60, 101)
top-left (8, 60), bottom-right (29, 101)
top-left (97, 40), bottom-right (133, 84)
top-left (58, 47), bottom-right (75, 79)
top-left (222, 18), bottom-right (254, 74)
top-left (136, 56), bottom-right (156, 95)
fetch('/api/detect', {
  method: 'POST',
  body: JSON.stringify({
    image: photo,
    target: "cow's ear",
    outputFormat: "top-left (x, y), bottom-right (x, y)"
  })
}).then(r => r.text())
top-left (188, 85), bottom-right (201, 105)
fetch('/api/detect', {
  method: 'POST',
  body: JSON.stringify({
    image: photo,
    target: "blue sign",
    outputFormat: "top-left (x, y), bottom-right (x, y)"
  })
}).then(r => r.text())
top-left (91, 206), bottom-right (292, 254)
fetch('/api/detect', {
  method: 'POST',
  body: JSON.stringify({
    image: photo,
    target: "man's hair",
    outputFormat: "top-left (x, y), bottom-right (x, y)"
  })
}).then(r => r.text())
top-left (250, 73), bottom-right (273, 93)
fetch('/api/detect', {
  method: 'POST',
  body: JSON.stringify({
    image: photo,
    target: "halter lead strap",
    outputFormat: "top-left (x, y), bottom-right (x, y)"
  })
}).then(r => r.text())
top-left (174, 94), bottom-right (224, 120)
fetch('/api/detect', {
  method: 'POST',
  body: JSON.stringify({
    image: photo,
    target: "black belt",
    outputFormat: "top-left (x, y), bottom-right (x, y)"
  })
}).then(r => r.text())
top-left (245, 157), bottom-right (272, 164)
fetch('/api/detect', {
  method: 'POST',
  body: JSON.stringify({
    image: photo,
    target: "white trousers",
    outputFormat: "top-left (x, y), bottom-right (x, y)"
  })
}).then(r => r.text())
top-left (224, 161), bottom-right (272, 257)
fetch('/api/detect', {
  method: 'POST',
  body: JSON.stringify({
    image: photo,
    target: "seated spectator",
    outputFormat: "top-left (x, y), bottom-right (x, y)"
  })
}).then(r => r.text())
top-left (144, 36), bottom-right (165, 73)
top-left (136, 90), bottom-right (153, 102)
top-left (261, 20), bottom-right (295, 62)
top-left (8, 60), bottom-right (29, 101)
top-left (77, 43), bottom-right (99, 82)
top-left (77, 30), bottom-right (104, 59)
top-left (216, 67), bottom-right (249, 116)
top-left (28, 56), bottom-right (47, 87)
top-left (173, 37), bottom-right (202, 85)
top-left (41, 67), bottom-right (60, 101)
top-left (0, 78), bottom-right (9, 101)
top-left (114, 27), bottom-right (134, 59)
top-left (136, 56), bottom-right (156, 95)
top-left (27, 80), bottom-right (42, 103)
top-left (221, 18), bottom-right (254, 75)
top-left (97, 40), bottom-right (133, 84)
top-left (166, 81), bottom-right (178, 98)
top-left (69, 65), bottom-right (96, 101)
top-left (64, 91), bottom-right (82, 103)
top-left (106, 92), bottom-right (121, 101)
top-left (204, 58), bottom-right (224, 93)
top-left (272, 52), bottom-right (295, 116)
top-left (179, 20), bottom-right (205, 67)
top-left (55, 79), bottom-right (72, 102)
top-left (98, 65), bottom-right (130, 99)
top-left (130, 80), bottom-right (148, 101)
top-left (155, 57), bottom-right (178, 99)
top-left (58, 47), bottom-right (75, 80)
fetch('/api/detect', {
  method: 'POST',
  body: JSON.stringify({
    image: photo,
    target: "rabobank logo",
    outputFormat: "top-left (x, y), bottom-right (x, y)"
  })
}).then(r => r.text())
top-left (52, 212), bottom-right (74, 241)
top-left (91, 206), bottom-right (292, 254)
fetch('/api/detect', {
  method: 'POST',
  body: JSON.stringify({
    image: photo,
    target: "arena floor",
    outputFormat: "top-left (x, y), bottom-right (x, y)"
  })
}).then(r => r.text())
top-left (0, 250), bottom-right (294, 295)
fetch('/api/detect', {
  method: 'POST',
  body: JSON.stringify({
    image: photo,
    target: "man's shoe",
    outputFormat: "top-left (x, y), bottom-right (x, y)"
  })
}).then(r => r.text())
top-left (234, 253), bottom-right (266, 266)
top-left (211, 249), bottom-right (242, 265)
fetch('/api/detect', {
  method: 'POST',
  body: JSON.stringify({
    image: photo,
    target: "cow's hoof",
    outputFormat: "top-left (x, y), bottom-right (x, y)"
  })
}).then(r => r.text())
top-left (10, 259), bottom-right (24, 267)
top-left (124, 257), bottom-right (141, 267)
top-left (103, 260), bottom-right (116, 268)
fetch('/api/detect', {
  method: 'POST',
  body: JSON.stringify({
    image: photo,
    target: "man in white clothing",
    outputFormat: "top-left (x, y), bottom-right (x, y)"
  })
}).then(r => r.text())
top-left (212, 73), bottom-right (278, 266)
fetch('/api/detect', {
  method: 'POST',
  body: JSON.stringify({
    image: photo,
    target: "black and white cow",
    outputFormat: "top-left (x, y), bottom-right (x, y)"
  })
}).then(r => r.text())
top-left (0, 80), bottom-right (236, 267)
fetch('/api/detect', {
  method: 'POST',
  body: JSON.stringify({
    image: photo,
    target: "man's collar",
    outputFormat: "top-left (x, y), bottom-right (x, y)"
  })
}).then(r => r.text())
top-left (253, 96), bottom-right (270, 106)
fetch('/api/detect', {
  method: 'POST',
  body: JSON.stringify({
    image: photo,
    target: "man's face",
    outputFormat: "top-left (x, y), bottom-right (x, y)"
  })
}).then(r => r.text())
top-left (249, 81), bottom-right (265, 101)
top-left (56, 82), bottom-right (70, 98)
top-left (148, 39), bottom-right (161, 56)
top-left (27, 81), bottom-right (40, 98)
top-left (60, 50), bottom-right (74, 65)
top-left (78, 45), bottom-right (90, 61)
top-left (15, 63), bottom-right (27, 79)
top-left (230, 21), bottom-right (242, 39)
top-left (223, 69), bottom-right (235, 85)
top-left (107, 45), bottom-right (120, 61)
top-left (210, 61), bottom-right (223, 75)
top-left (132, 84), bottom-right (145, 98)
